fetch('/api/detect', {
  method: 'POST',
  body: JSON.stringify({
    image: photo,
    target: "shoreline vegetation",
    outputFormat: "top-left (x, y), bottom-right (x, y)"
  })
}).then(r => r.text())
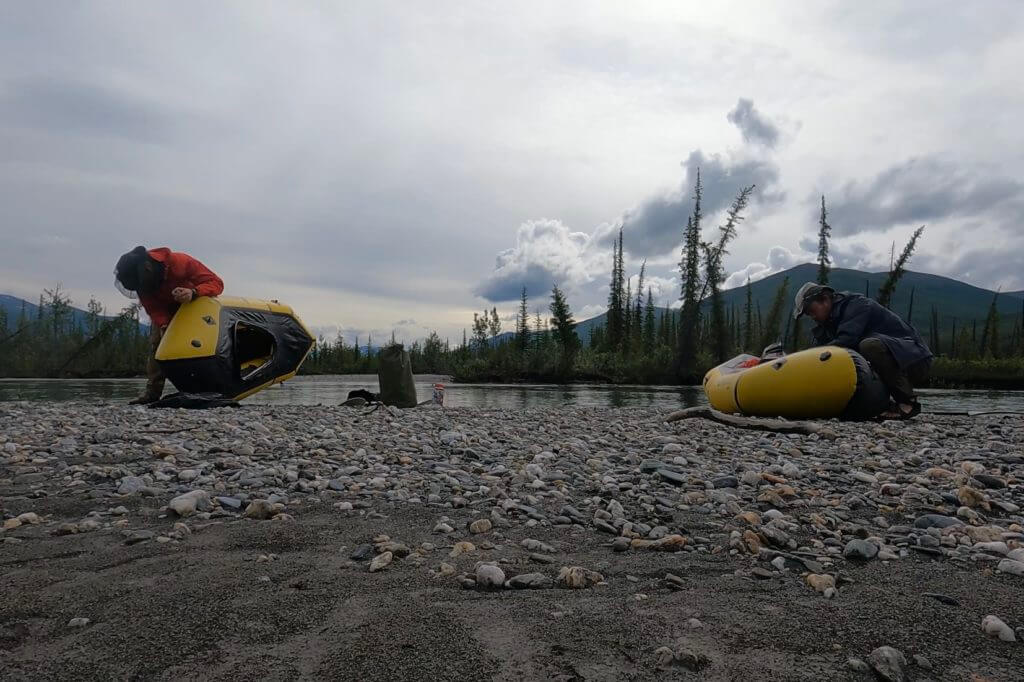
top-left (3, 364), bottom-right (1024, 391)
top-left (3, 176), bottom-right (1023, 390)
top-left (3, 290), bottom-right (1024, 389)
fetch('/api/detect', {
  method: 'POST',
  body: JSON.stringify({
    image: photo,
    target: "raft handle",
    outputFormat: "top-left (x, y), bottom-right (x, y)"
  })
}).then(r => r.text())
top-left (819, 351), bottom-right (832, 361)
top-left (772, 358), bottom-right (786, 370)
top-left (191, 339), bottom-right (202, 348)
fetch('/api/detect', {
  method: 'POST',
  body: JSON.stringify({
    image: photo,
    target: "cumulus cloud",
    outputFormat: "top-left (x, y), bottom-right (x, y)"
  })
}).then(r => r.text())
top-left (626, 273), bottom-right (677, 305)
top-left (615, 148), bottom-right (784, 258)
top-left (475, 219), bottom-right (595, 302)
top-left (577, 303), bottom-right (607, 320)
top-left (796, 237), bottom-right (882, 272)
top-left (723, 246), bottom-right (811, 289)
top-left (726, 98), bottom-right (780, 148)
top-left (825, 156), bottom-right (1024, 235)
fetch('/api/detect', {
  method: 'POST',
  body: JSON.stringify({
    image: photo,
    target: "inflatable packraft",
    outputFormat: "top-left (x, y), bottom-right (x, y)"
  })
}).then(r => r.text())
top-left (155, 297), bottom-right (315, 400)
top-left (702, 345), bottom-right (890, 420)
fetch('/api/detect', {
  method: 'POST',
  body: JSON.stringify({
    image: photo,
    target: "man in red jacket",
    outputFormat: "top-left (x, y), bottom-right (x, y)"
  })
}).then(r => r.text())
top-left (114, 246), bottom-right (224, 404)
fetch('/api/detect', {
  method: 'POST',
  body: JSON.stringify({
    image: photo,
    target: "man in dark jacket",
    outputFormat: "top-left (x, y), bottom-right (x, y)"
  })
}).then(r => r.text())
top-left (114, 246), bottom-right (225, 404)
top-left (794, 282), bottom-right (933, 419)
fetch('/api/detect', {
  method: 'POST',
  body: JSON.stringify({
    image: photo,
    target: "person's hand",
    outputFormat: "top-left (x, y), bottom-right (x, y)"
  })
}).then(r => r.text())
top-left (172, 287), bottom-right (194, 304)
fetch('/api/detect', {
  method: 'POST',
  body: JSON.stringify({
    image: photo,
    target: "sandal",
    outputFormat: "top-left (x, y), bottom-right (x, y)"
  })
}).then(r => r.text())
top-left (902, 400), bottom-right (922, 419)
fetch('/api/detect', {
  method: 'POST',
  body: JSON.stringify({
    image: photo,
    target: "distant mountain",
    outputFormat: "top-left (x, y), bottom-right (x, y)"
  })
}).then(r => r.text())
top-left (0, 294), bottom-right (146, 335)
top-left (567, 264), bottom-right (1023, 347)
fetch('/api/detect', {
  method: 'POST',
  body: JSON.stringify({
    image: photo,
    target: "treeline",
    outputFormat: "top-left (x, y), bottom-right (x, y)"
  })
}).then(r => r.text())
top-left (302, 285), bottom-right (586, 381)
top-left (371, 172), bottom-right (1024, 387)
top-left (0, 286), bottom-right (149, 377)
top-left (4, 184), bottom-right (1024, 388)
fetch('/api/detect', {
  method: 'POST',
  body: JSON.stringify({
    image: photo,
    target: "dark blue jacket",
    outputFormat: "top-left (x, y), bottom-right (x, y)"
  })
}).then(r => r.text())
top-left (811, 292), bottom-right (933, 369)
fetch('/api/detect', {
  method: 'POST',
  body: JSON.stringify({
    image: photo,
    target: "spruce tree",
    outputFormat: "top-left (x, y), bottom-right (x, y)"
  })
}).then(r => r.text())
top-left (742, 278), bottom-right (755, 352)
top-left (759, 277), bottom-right (790, 350)
top-left (702, 185), bottom-right (755, 364)
top-left (816, 195), bottom-right (831, 285)
top-left (877, 225), bottom-right (924, 308)
top-left (517, 288), bottom-right (529, 353)
top-left (731, 304), bottom-right (740, 354)
top-left (678, 167), bottom-right (703, 375)
top-left (634, 261), bottom-right (646, 346)
top-left (533, 308), bottom-right (542, 338)
top-left (606, 229), bottom-right (626, 351)
top-left (472, 313), bottom-right (488, 352)
top-left (623, 277), bottom-right (632, 355)
top-left (489, 306), bottom-right (502, 341)
top-left (643, 288), bottom-right (656, 352)
top-left (929, 306), bottom-right (941, 356)
top-left (549, 284), bottom-right (580, 374)
top-left (955, 326), bottom-right (970, 360)
top-left (979, 291), bottom-right (1000, 358)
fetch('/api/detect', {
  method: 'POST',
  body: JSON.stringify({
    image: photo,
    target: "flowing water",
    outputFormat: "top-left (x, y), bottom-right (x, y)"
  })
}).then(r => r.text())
top-left (1, 375), bottom-right (1023, 413)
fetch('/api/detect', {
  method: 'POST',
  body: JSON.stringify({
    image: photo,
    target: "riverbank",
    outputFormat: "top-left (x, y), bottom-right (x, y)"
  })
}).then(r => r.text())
top-left (2, 403), bottom-right (1023, 680)
top-left (449, 357), bottom-right (1024, 391)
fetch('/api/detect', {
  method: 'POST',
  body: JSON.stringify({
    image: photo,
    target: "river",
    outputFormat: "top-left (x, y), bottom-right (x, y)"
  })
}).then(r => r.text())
top-left (1, 375), bottom-right (1023, 413)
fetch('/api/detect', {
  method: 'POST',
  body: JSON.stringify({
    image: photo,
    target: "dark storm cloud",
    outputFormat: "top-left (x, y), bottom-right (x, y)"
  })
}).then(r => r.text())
top-left (475, 262), bottom-right (561, 303)
top-left (824, 157), bottom-right (1024, 235)
top-left (614, 149), bottom-right (784, 258)
top-left (726, 98), bottom-right (779, 148)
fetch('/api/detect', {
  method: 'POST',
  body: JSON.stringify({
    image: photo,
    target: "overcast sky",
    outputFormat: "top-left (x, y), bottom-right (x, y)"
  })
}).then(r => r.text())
top-left (1, 2), bottom-right (1022, 343)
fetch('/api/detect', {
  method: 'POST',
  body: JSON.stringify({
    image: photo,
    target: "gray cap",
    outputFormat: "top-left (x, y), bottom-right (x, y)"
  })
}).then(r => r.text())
top-left (793, 282), bottom-right (834, 319)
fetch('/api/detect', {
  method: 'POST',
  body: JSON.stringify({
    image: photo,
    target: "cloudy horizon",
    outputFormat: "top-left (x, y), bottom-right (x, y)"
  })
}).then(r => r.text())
top-left (2, 2), bottom-right (1022, 345)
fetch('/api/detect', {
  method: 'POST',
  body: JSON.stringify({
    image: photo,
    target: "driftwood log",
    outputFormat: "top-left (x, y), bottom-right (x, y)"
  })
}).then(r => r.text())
top-left (664, 406), bottom-right (824, 436)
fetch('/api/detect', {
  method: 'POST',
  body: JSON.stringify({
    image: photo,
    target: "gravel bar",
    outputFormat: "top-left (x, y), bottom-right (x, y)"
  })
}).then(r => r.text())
top-left (2, 402), bottom-right (1023, 680)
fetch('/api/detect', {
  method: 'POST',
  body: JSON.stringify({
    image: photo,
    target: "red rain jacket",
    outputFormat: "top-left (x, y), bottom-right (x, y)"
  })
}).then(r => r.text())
top-left (138, 248), bottom-right (224, 328)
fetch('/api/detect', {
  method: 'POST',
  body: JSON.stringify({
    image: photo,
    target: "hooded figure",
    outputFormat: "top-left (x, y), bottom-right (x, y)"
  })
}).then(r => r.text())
top-left (114, 246), bottom-right (224, 403)
top-left (793, 282), bottom-right (933, 419)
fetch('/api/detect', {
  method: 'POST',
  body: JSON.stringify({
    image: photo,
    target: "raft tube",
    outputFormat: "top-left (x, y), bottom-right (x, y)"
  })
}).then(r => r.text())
top-left (702, 346), bottom-right (890, 420)
top-left (155, 296), bottom-right (315, 400)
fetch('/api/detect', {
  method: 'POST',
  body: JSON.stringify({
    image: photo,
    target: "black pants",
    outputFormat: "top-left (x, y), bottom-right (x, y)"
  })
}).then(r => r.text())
top-left (858, 338), bottom-right (930, 404)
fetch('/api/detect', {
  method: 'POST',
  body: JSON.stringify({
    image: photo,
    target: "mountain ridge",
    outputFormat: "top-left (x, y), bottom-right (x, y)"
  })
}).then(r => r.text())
top-left (562, 264), bottom-right (1023, 347)
top-left (5, 264), bottom-right (1022, 346)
